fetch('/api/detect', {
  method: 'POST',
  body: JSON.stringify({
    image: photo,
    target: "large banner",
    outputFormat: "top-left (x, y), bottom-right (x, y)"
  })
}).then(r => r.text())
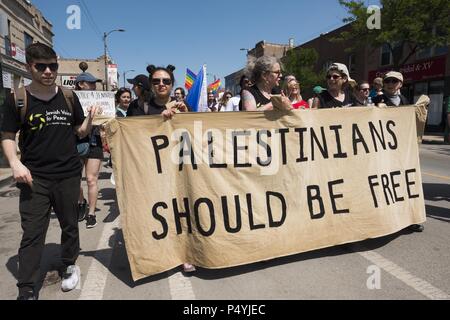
top-left (105, 107), bottom-right (426, 281)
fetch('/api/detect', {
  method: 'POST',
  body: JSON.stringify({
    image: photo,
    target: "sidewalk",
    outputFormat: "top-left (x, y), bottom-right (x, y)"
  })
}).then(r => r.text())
top-left (0, 167), bottom-right (13, 188)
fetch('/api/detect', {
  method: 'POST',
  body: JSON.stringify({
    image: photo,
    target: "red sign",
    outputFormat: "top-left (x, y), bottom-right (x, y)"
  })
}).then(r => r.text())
top-left (368, 55), bottom-right (447, 83)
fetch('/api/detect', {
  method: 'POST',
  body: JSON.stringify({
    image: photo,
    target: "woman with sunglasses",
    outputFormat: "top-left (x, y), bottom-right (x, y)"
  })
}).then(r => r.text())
top-left (241, 56), bottom-right (291, 111)
top-left (313, 63), bottom-right (355, 109)
top-left (218, 91), bottom-right (233, 112)
top-left (283, 78), bottom-right (309, 109)
top-left (146, 65), bottom-right (188, 119)
top-left (352, 81), bottom-right (371, 106)
top-left (147, 65), bottom-right (193, 273)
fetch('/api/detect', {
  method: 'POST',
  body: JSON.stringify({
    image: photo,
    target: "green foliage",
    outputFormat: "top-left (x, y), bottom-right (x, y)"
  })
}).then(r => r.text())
top-left (335, 0), bottom-right (450, 67)
top-left (283, 48), bottom-right (325, 96)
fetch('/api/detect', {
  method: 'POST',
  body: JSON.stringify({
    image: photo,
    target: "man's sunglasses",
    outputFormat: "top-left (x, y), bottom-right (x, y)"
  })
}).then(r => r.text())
top-left (32, 63), bottom-right (59, 72)
top-left (151, 78), bottom-right (172, 86)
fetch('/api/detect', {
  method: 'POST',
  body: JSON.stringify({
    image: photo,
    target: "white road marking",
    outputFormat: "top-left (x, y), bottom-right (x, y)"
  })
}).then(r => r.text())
top-left (78, 218), bottom-right (120, 300)
top-left (168, 271), bottom-right (196, 300)
top-left (353, 244), bottom-right (450, 300)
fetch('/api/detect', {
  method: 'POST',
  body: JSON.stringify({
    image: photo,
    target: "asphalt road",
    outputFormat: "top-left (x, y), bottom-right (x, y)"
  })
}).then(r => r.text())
top-left (0, 142), bottom-right (448, 301)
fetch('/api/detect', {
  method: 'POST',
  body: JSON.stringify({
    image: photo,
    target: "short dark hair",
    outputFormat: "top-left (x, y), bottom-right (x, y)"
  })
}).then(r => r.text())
top-left (115, 87), bottom-right (132, 104)
top-left (174, 87), bottom-right (185, 97)
top-left (25, 42), bottom-right (57, 64)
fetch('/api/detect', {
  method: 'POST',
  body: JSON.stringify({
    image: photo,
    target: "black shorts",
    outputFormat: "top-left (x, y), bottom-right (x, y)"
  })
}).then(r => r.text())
top-left (87, 145), bottom-right (104, 160)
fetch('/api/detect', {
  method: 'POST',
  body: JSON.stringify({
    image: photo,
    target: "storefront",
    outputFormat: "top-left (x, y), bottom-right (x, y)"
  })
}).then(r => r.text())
top-left (369, 54), bottom-right (449, 133)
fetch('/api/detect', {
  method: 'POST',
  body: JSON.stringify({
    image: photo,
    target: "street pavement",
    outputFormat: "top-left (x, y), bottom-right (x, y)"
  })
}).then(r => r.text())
top-left (0, 139), bottom-right (448, 301)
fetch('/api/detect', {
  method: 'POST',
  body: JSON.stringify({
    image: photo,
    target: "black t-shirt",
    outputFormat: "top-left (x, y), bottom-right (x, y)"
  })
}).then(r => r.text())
top-left (372, 94), bottom-right (410, 106)
top-left (1, 87), bottom-right (85, 179)
top-left (247, 86), bottom-right (271, 109)
top-left (318, 90), bottom-right (353, 108)
top-left (127, 97), bottom-right (177, 116)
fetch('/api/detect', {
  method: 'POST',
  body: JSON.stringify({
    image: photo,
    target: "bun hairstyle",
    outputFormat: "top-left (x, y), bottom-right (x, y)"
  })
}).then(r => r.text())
top-left (146, 64), bottom-right (157, 74)
top-left (147, 64), bottom-right (176, 85)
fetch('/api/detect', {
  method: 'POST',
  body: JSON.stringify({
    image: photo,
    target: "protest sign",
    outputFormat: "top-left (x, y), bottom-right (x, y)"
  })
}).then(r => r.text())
top-left (74, 90), bottom-right (116, 118)
top-left (105, 107), bottom-right (426, 281)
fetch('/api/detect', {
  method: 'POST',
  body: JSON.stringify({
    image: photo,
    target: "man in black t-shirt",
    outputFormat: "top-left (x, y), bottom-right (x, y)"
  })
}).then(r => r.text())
top-left (0, 43), bottom-right (98, 300)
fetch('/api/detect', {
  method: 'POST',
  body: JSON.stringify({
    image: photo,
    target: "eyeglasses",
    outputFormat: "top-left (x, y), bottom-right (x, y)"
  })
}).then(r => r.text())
top-left (326, 74), bottom-right (341, 80)
top-left (32, 63), bottom-right (59, 72)
top-left (384, 78), bottom-right (400, 84)
top-left (270, 70), bottom-right (282, 75)
top-left (151, 78), bottom-right (172, 86)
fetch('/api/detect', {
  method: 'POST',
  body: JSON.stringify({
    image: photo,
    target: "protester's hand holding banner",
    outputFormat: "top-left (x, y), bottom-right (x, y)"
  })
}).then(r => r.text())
top-left (414, 95), bottom-right (430, 144)
top-left (271, 94), bottom-right (294, 111)
top-left (105, 106), bottom-right (426, 281)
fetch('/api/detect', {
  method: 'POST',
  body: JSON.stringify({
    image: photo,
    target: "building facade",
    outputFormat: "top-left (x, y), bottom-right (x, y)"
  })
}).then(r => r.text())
top-left (291, 23), bottom-right (449, 132)
top-left (0, 0), bottom-right (53, 92)
top-left (225, 40), bottom-right (293, 95)
top-left (57, 55), bottom-right (109, 91)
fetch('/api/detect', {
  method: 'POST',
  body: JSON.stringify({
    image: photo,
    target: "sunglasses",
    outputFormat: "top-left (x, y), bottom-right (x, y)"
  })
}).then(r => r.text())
top-left (326, 74), bottom-right (341, 80)
top-left (384, 78), bottom-right (400, 84)
top-left (32, 63), bottom-right (59, 72)
top-left (151, 78), bottom-right (172, 86)
top-left (360, 88), bottom-right (370, 91)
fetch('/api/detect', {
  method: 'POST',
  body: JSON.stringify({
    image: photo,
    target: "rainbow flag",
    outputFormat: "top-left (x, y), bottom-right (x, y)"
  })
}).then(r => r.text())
top-left (185, 68), bottom-right (197, 90)
top-left (208, 79), bottom-right (221, 93)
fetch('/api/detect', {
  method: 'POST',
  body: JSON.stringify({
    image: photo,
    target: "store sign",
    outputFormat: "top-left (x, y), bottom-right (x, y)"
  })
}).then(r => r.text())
top-left (61, 75), bottom-right (77, 88)
top-left (368, 55), bottom-right (446, 83)
top-left (108, 64), bottom-right (118, 90)
top-left (2, 71), bottom-right (12, 89)
top-left (11, 43), bottom-right (26, 63)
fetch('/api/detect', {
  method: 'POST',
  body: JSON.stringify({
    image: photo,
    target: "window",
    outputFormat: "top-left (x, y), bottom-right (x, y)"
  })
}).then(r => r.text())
top-left (24, 32), bottom-right (33, 49)
top-left (323, 61), bottom-right (333, 71)
top-left (5, 20), bottom-right (11, 56)
top-left (348, 54), bottom-right (356, 72)
top-left (381, 44), bottom-right (392, 66)
top-left (416, 26), bottom-right (449, 60)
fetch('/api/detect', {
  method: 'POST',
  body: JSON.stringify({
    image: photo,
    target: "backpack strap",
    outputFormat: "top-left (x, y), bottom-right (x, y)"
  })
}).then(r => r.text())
top-left (60, 87), bottom-right (74, 114)
top-left (14, 86), bottom-right (28, 125)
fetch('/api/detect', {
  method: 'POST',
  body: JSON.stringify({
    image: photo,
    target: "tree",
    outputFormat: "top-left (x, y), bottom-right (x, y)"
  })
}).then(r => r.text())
top-left (334, 0), bottom-right (450, 69)
top-left (283, 48), bottom-right (325, 96)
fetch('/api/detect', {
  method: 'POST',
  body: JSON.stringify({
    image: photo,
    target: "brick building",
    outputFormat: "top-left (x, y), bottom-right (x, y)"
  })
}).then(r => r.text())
top-left (225, 40), bottom-right (293, 95)
top-left (291, 23), bottom-right (449, 132)
top-left (0, 0), bottom-right (53, 91)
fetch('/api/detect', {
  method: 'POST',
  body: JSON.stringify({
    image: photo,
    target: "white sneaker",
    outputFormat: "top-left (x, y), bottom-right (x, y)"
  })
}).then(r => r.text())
top-left (61, 265), bottom-right (80, 292)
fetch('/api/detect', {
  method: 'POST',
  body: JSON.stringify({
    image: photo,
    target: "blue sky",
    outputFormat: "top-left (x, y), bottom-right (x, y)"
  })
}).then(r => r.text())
top-left (31, 0), bottom-right (369, 88)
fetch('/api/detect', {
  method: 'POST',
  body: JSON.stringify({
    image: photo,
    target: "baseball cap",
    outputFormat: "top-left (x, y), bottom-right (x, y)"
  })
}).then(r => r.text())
top-left (313, 86), bottom-right (325, 94)
top-left (75, 72), bottom-right (102, 84)
top-left (384, 71), bottom-right (403, 83)
top-left (127, 74), bottom-right (150, 91)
